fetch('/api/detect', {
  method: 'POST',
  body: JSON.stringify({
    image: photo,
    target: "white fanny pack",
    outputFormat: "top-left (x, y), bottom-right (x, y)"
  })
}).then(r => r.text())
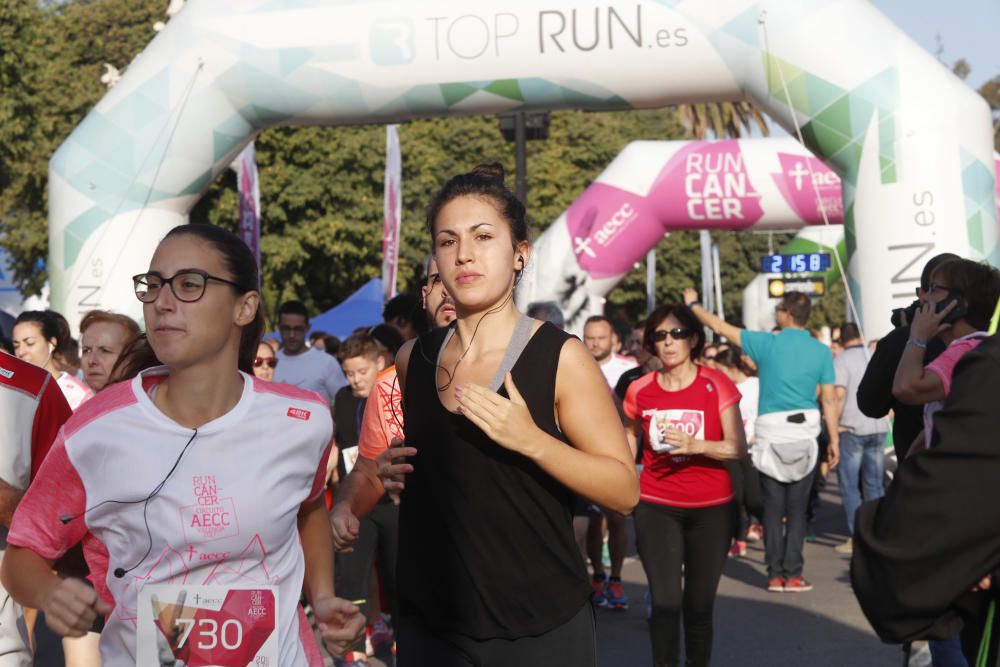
top-left (751, 409), bottom-right (821, 482)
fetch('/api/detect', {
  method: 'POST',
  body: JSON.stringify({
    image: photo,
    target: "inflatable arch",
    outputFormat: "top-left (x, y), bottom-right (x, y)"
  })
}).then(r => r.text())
top-left (49, 0), bottom-right (996, 338)
top-left (518, 136), bottom-right (848, 329)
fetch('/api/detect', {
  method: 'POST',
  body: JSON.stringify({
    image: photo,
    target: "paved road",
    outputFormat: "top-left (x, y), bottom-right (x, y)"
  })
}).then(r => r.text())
top-left (595, 473), bottom-right (901, 667)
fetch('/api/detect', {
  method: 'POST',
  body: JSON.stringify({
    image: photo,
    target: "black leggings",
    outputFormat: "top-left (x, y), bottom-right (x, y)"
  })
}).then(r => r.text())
top-left (635, 501), bottom-right (733, 667)
top-left (396, 603), bottom-right (596, 667)
top-left (334, 501), bottom-right (399, 622)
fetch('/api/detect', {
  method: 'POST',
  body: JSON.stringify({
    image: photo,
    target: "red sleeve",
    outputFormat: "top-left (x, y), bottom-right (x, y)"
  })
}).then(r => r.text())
top-left (29, 376), bottom-right (72, 481)
top-left (623, 377), bottom-right (641, 421)
top-left (8, 436), bottom-right (87, 560)
top-left (305, 439), bottom-right (335, 505)
top-left (358, 370), bottom-right (403, 461)
top-left (706, 368), bottom-right (742, 414)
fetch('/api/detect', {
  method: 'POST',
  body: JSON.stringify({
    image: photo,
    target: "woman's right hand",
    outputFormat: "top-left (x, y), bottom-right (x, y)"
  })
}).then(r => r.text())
top-left (43, 577), bottom-right (112, 637)
top-left (330, 504), bottom-right (361, 552)
top-left (375, 439), bottom-right (416, 506)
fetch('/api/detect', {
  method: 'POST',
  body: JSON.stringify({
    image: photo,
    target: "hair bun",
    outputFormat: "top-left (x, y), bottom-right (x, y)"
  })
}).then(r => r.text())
top-left (470, 162), bottom-right (505, 183)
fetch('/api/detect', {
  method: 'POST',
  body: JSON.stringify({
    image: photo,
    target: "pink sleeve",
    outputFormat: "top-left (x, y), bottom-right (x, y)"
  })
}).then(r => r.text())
top-left (305, 439), bottom-right (335, 505)
top-left (926, 340), bottom-right (980, 396)
top-left (8, 436), bottom-right (87, 560)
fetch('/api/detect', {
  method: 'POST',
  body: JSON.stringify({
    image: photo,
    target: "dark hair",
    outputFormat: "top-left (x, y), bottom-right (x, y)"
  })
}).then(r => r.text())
top-left (383, 294), bottom-right (427, 335)
top-left (780, 291), bottom-right (812, 326)
top-left (526, 301), bottom-right (565, 329)
top-left (277, 300), bottom-right (309, 321)
top-left (113, 224), bottom-right (263, 380)
top-left (14, 310), bottom-right (62, 346)
top-left (643, 304), bottom-right (705, 360)
top-left (0, 327), bottom-right (11, 354)
top-left (368, 323), bottom-right (404, 358)
top-left (839, 322), bottom-right (861, 343)
top-left (583, 315), bottom-right (613, 330)
top-left (425, 162), bottom-right (529, 250)
top-left (337, 332), bottom-right (381, 363)
top-left (713, 345), bottom-right (753, 376)
top-left (931, 259), bottom-right (1000, 331)
top-left (921, 253), bottom-right (961, 292)
top-left (323, 335), bottom-right (341, 357)
top-left (308, 330), bottom-right (328, 344)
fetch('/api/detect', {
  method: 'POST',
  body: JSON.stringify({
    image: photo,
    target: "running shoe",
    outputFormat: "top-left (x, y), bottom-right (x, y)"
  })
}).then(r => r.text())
top-left (783, 576), bottom-right (813, 592)
top-left (834, 538), bottom-right (853, 555)
top-left (591, 573), bottom-right (609, 607)
top-left (606, 578), bottom-right (629, 610)
top-left (746, 524), bottom-right (763, 542)
top-left (767, 577), bottom-right (785, 592)
top-left (369, 613), bottom-right (393, 650)
top-left (729, 540), bottom-right (748, 557)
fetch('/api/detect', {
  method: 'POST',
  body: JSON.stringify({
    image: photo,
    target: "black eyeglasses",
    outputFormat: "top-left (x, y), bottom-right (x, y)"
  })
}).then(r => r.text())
top-left (253, 357), bottom-right (277, 368)
top-left (132, 269), bottom-right (249, 303)
top-left (651, 328), bottom-right (694, 342)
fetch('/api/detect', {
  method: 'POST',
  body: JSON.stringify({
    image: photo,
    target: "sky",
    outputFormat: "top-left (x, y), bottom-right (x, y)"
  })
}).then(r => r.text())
top-left (871, 0), bottom-right (999, 90)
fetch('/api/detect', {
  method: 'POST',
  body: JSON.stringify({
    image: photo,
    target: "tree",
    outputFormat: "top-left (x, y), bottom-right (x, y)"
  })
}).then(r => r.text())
top-left (677, 101), bottom-right (770, 140)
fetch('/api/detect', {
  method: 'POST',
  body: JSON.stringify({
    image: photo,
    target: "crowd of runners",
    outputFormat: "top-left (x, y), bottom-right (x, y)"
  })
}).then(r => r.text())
top-left (0, 163), bottom-right (999, 667)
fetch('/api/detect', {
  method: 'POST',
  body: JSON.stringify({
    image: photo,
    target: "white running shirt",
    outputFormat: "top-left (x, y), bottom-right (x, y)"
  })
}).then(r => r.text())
top-left (56, 371), bottom-right (93, 411)
top-left (599, 354), bottom-right (637, 389)
top-left (9, 367), bottom-right (333, 666)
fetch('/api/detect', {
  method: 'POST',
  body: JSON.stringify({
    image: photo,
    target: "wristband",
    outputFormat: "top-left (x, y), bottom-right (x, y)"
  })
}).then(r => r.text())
top-left (687, 300), bottom-right (702, 309)
top-left (907, 337), bottom-right (927, 349)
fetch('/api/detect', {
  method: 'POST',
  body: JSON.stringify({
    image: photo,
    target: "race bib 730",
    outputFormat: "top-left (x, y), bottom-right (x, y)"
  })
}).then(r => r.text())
top-left (137, 584), bottom-right (278, 667)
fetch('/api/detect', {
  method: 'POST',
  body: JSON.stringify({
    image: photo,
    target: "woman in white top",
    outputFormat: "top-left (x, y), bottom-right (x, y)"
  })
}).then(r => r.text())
top-left (2, 224), bottom-right (363, 666)
top-left (711, 346), bottom-right (762, 555)
top-left (13, 310), bottom-right (94, 410)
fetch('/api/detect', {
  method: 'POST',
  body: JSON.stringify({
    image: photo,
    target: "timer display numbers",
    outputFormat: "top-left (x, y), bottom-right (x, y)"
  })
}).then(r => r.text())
top-left (760, 253), bottom-right (831, 274)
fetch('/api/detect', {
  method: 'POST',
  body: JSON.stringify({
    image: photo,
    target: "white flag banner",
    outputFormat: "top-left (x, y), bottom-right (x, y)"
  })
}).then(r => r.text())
top-left (382, 125), bottom-right (402, 302)
top-left (234, 141), bottom-right (261, 269)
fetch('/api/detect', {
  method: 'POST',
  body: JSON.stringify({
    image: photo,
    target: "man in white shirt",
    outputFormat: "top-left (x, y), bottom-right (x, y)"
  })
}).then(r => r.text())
top-left (274, 300), bottom-right (347, 404)
top-left (581, 315), bottom-right (636, 610)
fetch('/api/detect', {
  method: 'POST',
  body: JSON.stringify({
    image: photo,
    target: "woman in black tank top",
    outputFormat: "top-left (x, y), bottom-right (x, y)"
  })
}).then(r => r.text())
top-left (382, 163), bottom-right (639, 666)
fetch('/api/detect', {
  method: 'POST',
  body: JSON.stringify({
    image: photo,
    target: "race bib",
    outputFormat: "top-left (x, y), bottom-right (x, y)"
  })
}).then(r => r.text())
top-left (644, 409), bottom-right (705, 453)
top-left (137, 584), bottom-right (278, 667)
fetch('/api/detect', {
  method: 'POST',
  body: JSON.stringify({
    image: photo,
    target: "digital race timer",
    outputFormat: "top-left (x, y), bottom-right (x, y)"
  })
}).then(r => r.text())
top-left (760, 253), bottom-right (831, 274)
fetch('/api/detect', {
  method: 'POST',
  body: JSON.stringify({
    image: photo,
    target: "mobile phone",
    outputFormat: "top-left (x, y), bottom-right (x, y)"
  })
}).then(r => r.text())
top-left (935, 293), bottom-right (968, 324)
top-left (786, 412), bottom-right (806, 424)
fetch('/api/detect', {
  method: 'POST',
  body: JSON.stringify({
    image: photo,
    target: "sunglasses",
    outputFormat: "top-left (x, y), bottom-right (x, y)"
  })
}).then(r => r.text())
top-left (253, 357), bottom-right (277, 368)
top-left (651, 328), bottom-right (694, 342)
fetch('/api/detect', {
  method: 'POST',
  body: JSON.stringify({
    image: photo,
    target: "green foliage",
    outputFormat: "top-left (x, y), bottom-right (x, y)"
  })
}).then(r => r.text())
top-left (0, 0), bottom-right (915, 333)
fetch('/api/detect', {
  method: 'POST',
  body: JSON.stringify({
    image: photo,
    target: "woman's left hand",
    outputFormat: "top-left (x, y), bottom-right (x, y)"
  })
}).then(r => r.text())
top-left (663, 426), bottom-right (706, 456)
top-left (455, 373), bottom-right (542, 457)
top-left (313, 597), bottom-right (366, 658)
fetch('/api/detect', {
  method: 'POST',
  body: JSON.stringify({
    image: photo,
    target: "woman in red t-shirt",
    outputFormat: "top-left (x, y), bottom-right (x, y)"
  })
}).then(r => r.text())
top-left (624, 303), bottom-right (747, 667)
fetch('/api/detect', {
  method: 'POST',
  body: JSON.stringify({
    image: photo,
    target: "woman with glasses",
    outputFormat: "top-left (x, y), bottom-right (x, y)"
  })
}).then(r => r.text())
top-left (622, 303), bottom-right (746, 667)
top-left (253, 338), bottom-right (279, 382)
top-left (1, 224), bottom-right (363, 666)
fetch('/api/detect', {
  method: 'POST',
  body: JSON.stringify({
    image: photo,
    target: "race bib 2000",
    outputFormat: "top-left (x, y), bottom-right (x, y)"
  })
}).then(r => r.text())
top-left (643, 409), bottom-right (705, 453)
top-left (137, 584), bottom-right (278, 667)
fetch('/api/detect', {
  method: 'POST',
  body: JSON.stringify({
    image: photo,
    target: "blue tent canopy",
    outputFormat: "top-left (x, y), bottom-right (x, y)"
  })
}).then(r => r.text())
top-left (307, 278), bottom-right (384, 340)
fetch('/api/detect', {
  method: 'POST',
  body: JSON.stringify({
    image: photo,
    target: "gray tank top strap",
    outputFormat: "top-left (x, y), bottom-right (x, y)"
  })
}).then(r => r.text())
top-left (489, 314), bottom-right (536, 391)
top-left (435, 314), bottom-right (537, 391)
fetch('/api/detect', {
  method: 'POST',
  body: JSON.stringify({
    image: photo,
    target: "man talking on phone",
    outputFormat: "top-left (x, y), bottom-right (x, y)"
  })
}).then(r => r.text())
top-left (683, 288), bottom-right (838, 593)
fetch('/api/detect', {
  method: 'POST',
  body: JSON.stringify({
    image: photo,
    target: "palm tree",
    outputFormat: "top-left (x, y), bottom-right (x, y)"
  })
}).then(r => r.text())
top-left (677, 101), bottom-right (770, 140)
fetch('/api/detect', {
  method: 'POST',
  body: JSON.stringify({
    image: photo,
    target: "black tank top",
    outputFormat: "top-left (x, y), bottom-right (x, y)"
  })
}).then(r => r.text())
top-left (397, 322), bottom-right (591, 639)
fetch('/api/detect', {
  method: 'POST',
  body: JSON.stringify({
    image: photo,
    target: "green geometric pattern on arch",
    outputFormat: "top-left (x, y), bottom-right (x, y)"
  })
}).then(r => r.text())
top-left (763, 53), bottom-right (899, 187)
top-left (782, 233), bottom-right (847, 286)
top-left (960, 149), bottom-right (999, 256)
top-left (436, 77), bottom-right (628, 110)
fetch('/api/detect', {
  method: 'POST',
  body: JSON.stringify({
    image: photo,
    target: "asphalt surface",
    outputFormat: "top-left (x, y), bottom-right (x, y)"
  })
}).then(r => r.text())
top-left (594, 473), bottom-right (901, 667)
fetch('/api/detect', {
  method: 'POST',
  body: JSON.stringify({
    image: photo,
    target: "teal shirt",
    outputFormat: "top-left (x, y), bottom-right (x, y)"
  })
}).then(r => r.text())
top-left (741, 328), bottom-right (835, 416)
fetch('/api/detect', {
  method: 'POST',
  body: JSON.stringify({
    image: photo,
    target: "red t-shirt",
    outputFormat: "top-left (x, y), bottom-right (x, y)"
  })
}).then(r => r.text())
top-left (623, 366), bottom-right (740, 508)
